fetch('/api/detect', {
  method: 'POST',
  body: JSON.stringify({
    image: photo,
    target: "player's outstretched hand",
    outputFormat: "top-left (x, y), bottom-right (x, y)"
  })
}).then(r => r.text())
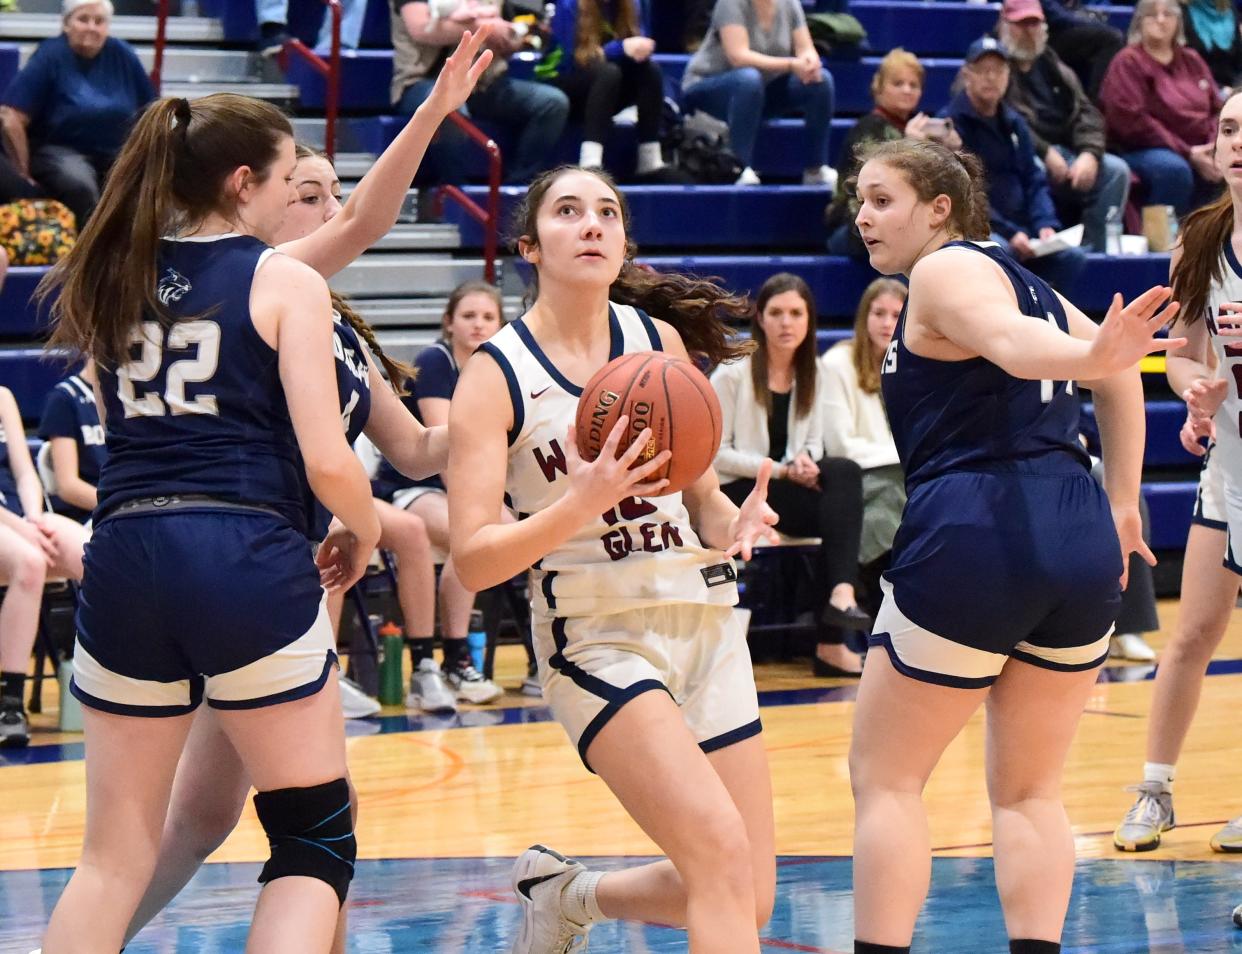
top-left (425, 28), bottom-right (495, 117)
top-left (1088, 287), bottom-right (1185, 379)
top-left (725, 458), bottom-right (780, 561)
top-left (1112, 502), bottom-right (1155, 591)
top-left (563, 417), bottom-right (671, 515)
top-left (1179, 410), bottom-right (1214, 456)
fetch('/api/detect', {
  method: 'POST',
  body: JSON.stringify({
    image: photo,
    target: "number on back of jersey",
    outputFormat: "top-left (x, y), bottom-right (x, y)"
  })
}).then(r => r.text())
top-left (117, 320), bottom-right (222, 418)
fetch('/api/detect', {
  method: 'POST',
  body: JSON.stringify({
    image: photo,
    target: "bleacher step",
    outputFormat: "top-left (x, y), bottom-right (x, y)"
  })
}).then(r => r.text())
top-left (161, 80), bottom-right (299, 102)
top-left (0, 13), bottom-right (223, 42)
top-left (370, 224), bottom-right (461, 251)
top-left (329, 256), bottom-right (488, 298)
top-left (352, 295), bottom-right (525, 328)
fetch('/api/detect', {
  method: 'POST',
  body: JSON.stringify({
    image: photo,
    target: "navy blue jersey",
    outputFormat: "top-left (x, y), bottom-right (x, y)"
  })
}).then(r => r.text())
top-left (373, 340), bottom-right (456, 497)
top-left (304, 315), bottom-right (372, 540)
top-left (881, 240), bottom-right (1089, 489)
top-left (95, 235), bottom-right (307, 532)
top-left (0, 423), bottom-right (21, 516)
top-left (39, 373), bottom-right (107, 520)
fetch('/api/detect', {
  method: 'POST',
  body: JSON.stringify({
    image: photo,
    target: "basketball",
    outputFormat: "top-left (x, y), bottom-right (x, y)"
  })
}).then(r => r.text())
top-left (574, 351), bottom-right (722, 496)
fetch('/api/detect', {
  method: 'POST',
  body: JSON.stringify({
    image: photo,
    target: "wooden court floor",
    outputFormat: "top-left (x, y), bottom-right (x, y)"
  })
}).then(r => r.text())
top-left (3, 597), bottom-right (1242, 874)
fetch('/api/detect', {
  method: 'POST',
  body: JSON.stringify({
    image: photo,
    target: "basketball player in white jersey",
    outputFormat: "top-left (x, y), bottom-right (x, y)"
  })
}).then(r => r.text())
top-left (449, 166), bottom-right (780, 953)
top-left (1114, 90), bottom-right (1242, 864)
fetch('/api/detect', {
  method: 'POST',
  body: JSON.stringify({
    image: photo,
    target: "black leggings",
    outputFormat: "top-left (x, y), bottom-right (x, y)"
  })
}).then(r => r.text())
top-left (553, 57), bottom-right (664, 145)
top-left (722, 457), bottom-right (865, 595)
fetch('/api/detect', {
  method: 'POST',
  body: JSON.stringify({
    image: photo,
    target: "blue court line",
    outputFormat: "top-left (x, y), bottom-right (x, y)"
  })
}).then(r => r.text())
top-left (5, 656), bottom-right (1241, 769)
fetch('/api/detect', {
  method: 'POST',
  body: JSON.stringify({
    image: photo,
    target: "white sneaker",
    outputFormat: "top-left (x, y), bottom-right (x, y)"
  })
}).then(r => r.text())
top-left (521, 663), bottom-right (543, 698)
top-left (734, 166), bottom-right (761, 186)
top-left (339, 673), bottom-right (381, 719)
top-left (407, 657), bottom-right (458, 714)
top-left (802, 165), bottom-right (838, 189)
top-left (1110, 633), bottom-right (1157, 662)
top-left (446, 661), bottom-right (504, 704)
top-left (510, 845), bottom-right (592, 953)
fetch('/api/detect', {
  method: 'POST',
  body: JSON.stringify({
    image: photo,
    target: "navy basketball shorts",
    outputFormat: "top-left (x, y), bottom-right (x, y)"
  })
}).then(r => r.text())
top-left (532, 603), bottom-right (762, 773)
top-left (72, 510), bottom-right (334, 717)
top-left (872, 469), bottom-right (1123, 688)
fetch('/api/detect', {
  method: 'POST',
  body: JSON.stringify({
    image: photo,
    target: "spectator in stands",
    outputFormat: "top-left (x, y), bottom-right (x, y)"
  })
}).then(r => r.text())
top-left (542, 0), bottom-right (671, 180)
top-left (372, 280), bottom-right (507, 709)
top-left (1098, 0), bottom-right (1220, 216)
top-left (825, 49), bottom-right (961, 255)
top-left (681, 0), bottom-right (837, 187)
top-left (944, 36), bottom-right (1087, 292)
top-left (818, 278), bottom-right (905, 594)
top-left (37, 359), bottom-right (104, 524)
top-left (1180, 0), bottom-right (1242, 94)
top-left (0, 384), bottom-right (90, 746)
top-left (1041, 0), bottom-right (1126, 98)
top-left (390, 0), bottom-right (569, 184)
top-left (0, 0), bottom-right (153, 226)
top-left (712, 272), bottom-right (868, 677)
top-left (255, 0), bottom-right (365, 56)
top-left (1000, 0), bottom-right (1131, 253)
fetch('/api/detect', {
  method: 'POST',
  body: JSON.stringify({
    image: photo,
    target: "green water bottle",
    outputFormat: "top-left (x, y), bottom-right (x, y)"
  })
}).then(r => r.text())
top-left (377, 619), bottom-right (405, 707)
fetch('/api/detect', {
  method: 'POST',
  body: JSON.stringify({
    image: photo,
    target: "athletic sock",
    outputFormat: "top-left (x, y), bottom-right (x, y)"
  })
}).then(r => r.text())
top-left (442, 637), bottom-right (468, 671)
top-left (1010, 940), bottom-right (1060, 954)
top-left (560, 869), bottom-right (606, 925)
top-left (406, 637), bottom-right (435, 669)
top-left (0, 671), bottom-right (26, 704)
top-left (579, 140), bottom-right (604, 169)
top-left (1143, 761), bottom-right (1176, 794)
top-left (854, 942), bottom-right (910, 954)
top-left (636, 141), bottom-right (665, 173)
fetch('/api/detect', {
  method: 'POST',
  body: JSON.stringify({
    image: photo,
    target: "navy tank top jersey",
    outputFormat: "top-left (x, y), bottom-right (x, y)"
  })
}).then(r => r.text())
top-left (374, 340), bottom-right (456, 496)
top-left (304, 314), bottom-right (372, 540)
top-left (881, 240), bottom-right (1090, 488)
top-left (95, 234), bottom-right (306, 532)
top-left (0, 423), bottom-right (21, 515)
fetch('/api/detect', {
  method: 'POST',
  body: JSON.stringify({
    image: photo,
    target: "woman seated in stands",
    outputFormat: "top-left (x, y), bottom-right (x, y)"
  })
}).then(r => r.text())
top-left (681, 0), bottom-right (837, 187)
top-left (0, 384), bottom-right (89, 747)
top-left (38, 358), bottom-right (104, 525)
top-left (1099, 0), bottom-right (1220, 216)
top-left (819, 278), bottom-right (906, 613)
top-left (825, 49), bottom-right (961, 255)
top-left (0, 0), bottom-right (153, 226)
top-left (711, 272), bottom-right (869, 676)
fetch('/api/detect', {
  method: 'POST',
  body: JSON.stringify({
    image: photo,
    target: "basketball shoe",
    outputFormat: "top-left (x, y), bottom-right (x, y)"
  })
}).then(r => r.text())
top-left (510, 845), bottom-right (592, 953)
top-left (1114, 781), bottom-right (1175, 851)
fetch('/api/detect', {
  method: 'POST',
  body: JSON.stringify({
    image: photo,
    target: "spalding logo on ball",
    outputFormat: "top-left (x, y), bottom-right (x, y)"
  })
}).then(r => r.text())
top-left (575, 351), bottom-right (722, 496)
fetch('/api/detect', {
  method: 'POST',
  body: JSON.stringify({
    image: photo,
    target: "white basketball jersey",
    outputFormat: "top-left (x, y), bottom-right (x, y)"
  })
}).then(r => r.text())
top-left (1205, 244), bottom-right (1242, 489)
top-left (479, 303), bottom-right (739, 618)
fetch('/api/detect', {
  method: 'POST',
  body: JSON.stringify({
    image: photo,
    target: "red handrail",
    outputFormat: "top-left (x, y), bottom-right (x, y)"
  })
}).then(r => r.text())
top-left (151, 0), bottom-right (168, 92)
top-left (433, 112), bottom-right (502, 285)
top-left (281, 0), bottom-right (342, 162)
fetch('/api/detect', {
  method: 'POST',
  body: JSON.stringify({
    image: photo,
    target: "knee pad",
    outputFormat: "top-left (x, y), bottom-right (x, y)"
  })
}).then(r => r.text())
top-left (253, 777), bottom-right (356, 905)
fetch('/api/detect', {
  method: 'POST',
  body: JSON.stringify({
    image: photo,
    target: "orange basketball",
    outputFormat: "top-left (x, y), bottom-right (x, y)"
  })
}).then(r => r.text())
top-left (575, 351), bottom-right (723, 496)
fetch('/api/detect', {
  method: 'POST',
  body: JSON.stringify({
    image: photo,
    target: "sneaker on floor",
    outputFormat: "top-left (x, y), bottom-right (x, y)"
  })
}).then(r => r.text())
top-left (407, 658), bottom-right (457, 714)
top-left (447, 661), bottom-right (504, 704)
top-left (339, 673), bottom-right (381, 719)
top-left (521, 663), bottom-right (543, 698)
top-left (1114, 781), bottom-right (1175, 851)
top-left (510, 844), bottom-right (592, 953)
top-left (1233, 902), bottom-right (1242, 928)
top-left (1211, 815), bottom-right (1242, 852)
top-left (802, 165), bottom-right (838, 189)
top-left (0, 696), bottom-right (29, 748)
top-left (1110, 633), bottom-right (1157, 662)
top-left (734, 166), bottom-right (761, 186)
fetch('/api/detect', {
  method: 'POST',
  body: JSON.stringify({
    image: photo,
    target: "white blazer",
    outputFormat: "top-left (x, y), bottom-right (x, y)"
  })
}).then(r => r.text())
top-left (818, 342), bottom-right (899, 470)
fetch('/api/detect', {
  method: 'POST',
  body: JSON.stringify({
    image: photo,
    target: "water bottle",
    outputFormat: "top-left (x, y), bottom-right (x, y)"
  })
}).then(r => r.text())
top-left (466, 610), bottom-right (487, 673)
top-left (377, 618), bottom-right (405, 707)
top-left (58, 658), bottom-right (83, 732)
top-left (1104, 205), bottom-right (1123, 256)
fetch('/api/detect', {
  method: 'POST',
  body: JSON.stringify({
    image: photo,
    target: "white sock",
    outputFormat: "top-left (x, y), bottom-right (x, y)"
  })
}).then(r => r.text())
top-left (636, 141), bottom-right (665, 173)
top-left (579, 141), bottom-right (604, 169)
top-left (1144, 761), bottom-right (1176, 793)
top-left (560, 869), bottom-right (607, 925)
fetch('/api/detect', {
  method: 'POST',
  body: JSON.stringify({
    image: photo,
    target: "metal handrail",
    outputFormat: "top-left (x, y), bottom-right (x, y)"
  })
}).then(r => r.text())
top-left (433, 111), bottom-right (502, 285)
top-left (281, 0), bottom-right (342, 161)
top-left (151, 0), bottom-right (168, 92)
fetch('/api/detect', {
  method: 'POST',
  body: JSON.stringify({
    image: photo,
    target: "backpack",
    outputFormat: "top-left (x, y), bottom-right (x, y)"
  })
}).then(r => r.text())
top-left (805, 12), bottom-right (868, 54)
top-left (666, 109), bottom-right (744, 185)
top-left (0, 199), bottom-right (77, 266)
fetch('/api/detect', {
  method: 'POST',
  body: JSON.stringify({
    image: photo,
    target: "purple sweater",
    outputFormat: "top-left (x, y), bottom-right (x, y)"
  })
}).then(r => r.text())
top-left (1099, 44), bottom-right (1218, 158)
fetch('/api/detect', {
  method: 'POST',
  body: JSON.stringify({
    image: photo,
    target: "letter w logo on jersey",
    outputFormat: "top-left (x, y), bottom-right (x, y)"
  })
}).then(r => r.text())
top-left (533, 439), bottom-right (567, 483)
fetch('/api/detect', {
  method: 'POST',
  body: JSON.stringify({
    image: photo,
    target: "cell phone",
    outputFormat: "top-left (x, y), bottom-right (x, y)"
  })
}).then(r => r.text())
top-left (923, 117), bottom-right (953, 139)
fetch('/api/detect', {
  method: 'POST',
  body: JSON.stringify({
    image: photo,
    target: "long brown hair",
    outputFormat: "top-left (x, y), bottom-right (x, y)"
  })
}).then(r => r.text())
top-left (575, 0), bottom-right (640, 67)
top-left (751, 273), bottom-right (819, 418)
top-left (852, 139), bottom-right (991, 241)
top-left (851, 278), bottom-right (907, 395)
top-left (512, 165), bottom-right (753, 366)
top-left (40, 94), bottom-right (293, 367)
top-left (442, 279), bottom-right (506, 337)
top-left (293, 143), bottom-right (417, 392)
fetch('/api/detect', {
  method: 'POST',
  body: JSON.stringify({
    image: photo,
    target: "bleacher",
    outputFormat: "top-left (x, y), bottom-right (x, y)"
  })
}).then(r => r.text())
top-left (0, 0), bottom-right (1202, 562)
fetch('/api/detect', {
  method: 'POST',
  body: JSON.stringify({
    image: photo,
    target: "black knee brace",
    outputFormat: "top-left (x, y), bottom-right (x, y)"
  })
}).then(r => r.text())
top-left (253, 777), bottom-right (356, 906)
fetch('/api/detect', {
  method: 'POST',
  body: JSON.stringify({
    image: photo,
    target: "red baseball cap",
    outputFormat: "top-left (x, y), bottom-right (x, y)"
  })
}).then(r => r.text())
top-left (1003, 0), bottom-right (1045, 22)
